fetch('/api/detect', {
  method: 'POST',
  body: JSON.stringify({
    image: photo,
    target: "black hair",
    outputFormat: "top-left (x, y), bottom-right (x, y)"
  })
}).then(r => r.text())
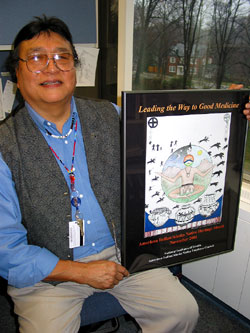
top-left (5, 15), bottom-right (79, 83)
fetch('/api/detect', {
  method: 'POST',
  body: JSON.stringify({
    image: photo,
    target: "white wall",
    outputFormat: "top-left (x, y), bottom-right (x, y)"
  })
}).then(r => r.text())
top-left (183, 184), bottom-right (250, 319)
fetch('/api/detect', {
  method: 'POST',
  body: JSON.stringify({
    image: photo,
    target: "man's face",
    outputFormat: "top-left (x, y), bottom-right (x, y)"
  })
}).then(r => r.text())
top-left (16, 31), bottom-right (76, 111)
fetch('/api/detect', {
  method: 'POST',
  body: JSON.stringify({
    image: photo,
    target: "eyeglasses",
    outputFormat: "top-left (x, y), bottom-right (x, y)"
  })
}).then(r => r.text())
top-left (18, 53), bottom-right (76, 73)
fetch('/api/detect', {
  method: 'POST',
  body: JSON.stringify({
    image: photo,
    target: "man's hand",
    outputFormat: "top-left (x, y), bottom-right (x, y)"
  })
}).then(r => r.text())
top-left (77, 260), bottom-right (129, 289)
top-left (44, 259), bottom-right (129, 290)
top-left (229, 83), bottom-right (250, 121)
top-left (243, 102), bottom-right (250, 121)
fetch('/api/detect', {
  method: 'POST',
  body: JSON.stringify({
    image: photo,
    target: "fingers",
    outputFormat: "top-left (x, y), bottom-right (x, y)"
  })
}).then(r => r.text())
top-left (98, 263), bottom-right (129, 289)
top-left (115, 269), bottom-right (129, 282)
top-left (106, 264), bottom-right (129, 289)
top-left (81, 260), bottom-right (129, 290)
top-left (243, 109), bottom-right (250, 121)
top-left (105, 263), bottom-right (129, 289)
top-left (228, 84), bottom-right (250, 121)
top-left (117, 264), bottom-right (129, 278)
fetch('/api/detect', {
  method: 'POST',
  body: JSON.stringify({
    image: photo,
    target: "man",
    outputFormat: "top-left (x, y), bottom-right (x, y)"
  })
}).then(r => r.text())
top-left (0, 16), bottom-right (199, 333)
top-left (2, 15), bottom-right (248, 333)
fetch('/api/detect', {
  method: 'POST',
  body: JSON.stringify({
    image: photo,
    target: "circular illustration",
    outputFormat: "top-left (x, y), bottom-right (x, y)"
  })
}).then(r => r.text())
top-left (158, 144), bottom-right (213, 203)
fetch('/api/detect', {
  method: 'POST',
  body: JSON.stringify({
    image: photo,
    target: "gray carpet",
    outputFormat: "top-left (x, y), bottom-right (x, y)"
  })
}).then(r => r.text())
top-left (1, 278), bottom-right (250, 332)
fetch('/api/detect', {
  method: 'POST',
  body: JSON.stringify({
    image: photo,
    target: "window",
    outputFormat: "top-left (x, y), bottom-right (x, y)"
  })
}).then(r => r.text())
top-left (169, 65), bottom-right (176, 72)
top-left (170, 57), bottom-right (176, 64)
top-left (131, 0), bottom-right (250, 178)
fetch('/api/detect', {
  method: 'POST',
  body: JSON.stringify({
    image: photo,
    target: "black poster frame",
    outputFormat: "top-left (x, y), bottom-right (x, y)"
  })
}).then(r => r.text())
top-left (121, 89), bottom-right (249, 274)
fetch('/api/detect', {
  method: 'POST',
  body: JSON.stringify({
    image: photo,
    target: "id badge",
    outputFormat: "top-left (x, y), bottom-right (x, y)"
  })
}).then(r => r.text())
top-left (69, 220), bottom-right (85, 248)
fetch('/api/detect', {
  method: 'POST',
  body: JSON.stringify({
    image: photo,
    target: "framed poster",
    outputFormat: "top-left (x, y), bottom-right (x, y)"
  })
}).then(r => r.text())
top-left (121, 89), bottom-right (249, 274)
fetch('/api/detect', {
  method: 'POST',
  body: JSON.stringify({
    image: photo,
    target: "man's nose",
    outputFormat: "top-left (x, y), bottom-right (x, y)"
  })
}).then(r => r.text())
top-left (44, 57), bottom-right (60, 73)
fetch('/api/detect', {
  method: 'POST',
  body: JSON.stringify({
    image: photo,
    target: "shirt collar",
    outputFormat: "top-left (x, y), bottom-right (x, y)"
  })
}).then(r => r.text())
top-left (26, 97), bottom-right (78, 135)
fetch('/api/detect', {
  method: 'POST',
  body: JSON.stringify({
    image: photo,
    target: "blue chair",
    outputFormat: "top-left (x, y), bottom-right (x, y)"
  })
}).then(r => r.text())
top-left (79, 292), bottom-right (129, 332)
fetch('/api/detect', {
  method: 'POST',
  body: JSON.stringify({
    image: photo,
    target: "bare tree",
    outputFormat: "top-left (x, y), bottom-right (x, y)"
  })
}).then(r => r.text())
top-left (150, 1), bottom-right (182, 78)
top-left (133, 0), bottom-right (160, 88)
top-left (211, 0), bottom-right (244, 88)
top-left (133, 0), bottom-right (196, 89)
top-left (178, 0), bottom-right (204, 88)
top-left (232, 14), bottom-right (250, 85)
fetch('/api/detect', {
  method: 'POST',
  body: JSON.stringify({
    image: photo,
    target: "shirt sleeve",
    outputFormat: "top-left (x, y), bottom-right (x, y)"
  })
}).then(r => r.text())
top-left (0, 153), bottom-right (59, 288)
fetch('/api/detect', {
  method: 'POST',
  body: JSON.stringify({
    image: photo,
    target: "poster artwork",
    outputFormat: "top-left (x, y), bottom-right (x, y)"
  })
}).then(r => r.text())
top-left (122, 89), bottom-right (248, 272)
top-left (145, 113), bottom-right (231, 238)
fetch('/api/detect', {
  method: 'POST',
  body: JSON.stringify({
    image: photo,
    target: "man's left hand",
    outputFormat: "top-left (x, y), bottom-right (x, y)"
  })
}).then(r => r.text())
top-left (229, 84), bottom-right (250, 121)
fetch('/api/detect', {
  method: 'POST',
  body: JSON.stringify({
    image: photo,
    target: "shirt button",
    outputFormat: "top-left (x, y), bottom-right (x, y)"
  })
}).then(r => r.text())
top-left (87, 220), bottom-right (91, 224)
top-left (65, 140), bottom-right (68, 144)
top-left (92, 242), bottom-right (95, 247)
top-left (47, 122), bottom-right (51, 126)
top-left (80, 194), bottom-right (84, 199)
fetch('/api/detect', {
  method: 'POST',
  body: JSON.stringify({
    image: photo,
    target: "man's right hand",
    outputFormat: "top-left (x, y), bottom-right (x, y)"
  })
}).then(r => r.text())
top-left (75, 260), bottom-right (129, 289)
top-left (44, 259), bottom-right (129, 290)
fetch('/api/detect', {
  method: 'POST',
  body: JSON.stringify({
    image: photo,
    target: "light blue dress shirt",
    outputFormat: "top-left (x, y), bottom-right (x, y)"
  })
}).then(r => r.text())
top-left (0, 97), bottom-right (117, 288)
